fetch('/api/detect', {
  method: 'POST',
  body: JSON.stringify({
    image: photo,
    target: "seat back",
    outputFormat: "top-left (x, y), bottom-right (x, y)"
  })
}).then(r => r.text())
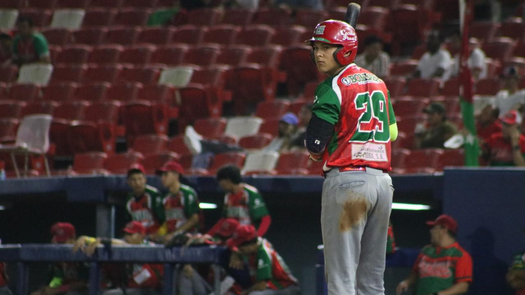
top-left (158, 66), bottom-right (194, 87)
top-left (16, 114), bottom-right (53, 153)
top-left (242, 151), bottom-right (279, 174)
top-left (18, 64), bottom-right (54, 85)
top-left (0, 9), bottom-right (19, 30)
top-left (224, 117), bottom-right (263, 139)
top-left (50, 9), bottom-right (85, 29)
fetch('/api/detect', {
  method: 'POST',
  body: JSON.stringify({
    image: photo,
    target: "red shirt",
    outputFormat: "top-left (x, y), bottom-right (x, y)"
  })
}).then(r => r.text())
top-left (485, 133), bottom-right (525, 166)
top-left (477, 120), bottom-right (501, 143)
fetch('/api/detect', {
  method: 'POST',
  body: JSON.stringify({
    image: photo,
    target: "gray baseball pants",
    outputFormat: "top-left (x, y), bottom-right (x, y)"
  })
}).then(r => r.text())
top-left (322, 167), bottom-right (393, 295)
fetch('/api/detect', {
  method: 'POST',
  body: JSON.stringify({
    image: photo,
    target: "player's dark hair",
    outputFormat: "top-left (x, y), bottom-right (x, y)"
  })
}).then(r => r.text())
top-left (363, 35), bottom-right (382, 47)
top-left (216, 165), bottom-right (242, 184)
top-left (127, 169), bottom-right (144, 178)
top-left (239, 237), bottom-right (258, 247)
top-left (17, 16), bottom-right (34, 27)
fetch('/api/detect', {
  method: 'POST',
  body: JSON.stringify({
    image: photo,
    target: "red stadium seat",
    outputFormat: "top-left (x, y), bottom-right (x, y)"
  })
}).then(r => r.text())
top-left (113, 8), bottom-right (151, 26)
top-left (253, 8), bottom-right (291, 27)
top-left (515, 41), bottom-right (525, 58)
top-left (106, 26), bottom-right (141, 45)
top-left (274, 151), bottom-right (310, 175)
top-left (21, 101), bottom-right (58, 117)
top-left (50, 118), bottom-right (73, 155)
top-left (258, 118), bottom-right (280, 137)
top-left (119, 45), bottom-right (156, 65)
top-left (19, 9), bottom-right (52, 27)
top-left (0, 101), bottom-right (26, 119)
top-left (88, 45), bottom-right (123, 65)
top-left (72, 152), bottom-right (108, 174)
top-left (27, 0), bottom-right (57, 9)
top-left (183, 45), bottom-right (221, 67)
top-left (90, 0), bottom-right (123, 8)
top-left (179, 154), bottom-right (193, 170)
top-left (307, 159), bottom-right (324, 175)
top-left (211, 134), bottom-right (237, 146)
top-left (143, 151), bottom-right (180, 175)
top-left (0, 65), bottom-right (18, 84)
top-left (69, 121), bottom-right (117, 154)
top-left (411, 44), bottom-right (427, 60)
top-left (280, 46), bottom-right (320, 96)
top-left (53, 101), bottom-right (88, 121)
top-left (441, 78), bottom-right (459, 96)
top-left (194, 118), bottom-right (227, 138)
top-left (7, 83), bottom-right (41, 101)
top-left (474, 78), bottom-right (501, 95)
top-left (390, 59), bottom-right (419, 77)
top-left (236, 25), bottom-right (275, 47)
top-left (481, 38), bottom-right (516, 62)
top-left (57, 0), bottom-right (90, 8)
top-left (222, 9), bottom-right (254, 26)
top-left (406, 78), bottom-right (441, 97)
top-left (118, 66), bottom-right (160, 84)
top-left (176, 84), bottom-right (223, 130)
top-left (0, 118), bottom-right (19, 142)
top-left (470, 21), bottom-right (500, 43)
top-left (216, 45), bottom-right (251, 66)
top-left (358, 7), bottom-right (389, 30)
top-left (255, 100), bottom-right (290, 119)
top-left (208, 152), bottom-right (246, 175)
top-left (227, 65), bottom-right (280, 115)
top-left (395, 115), bottom-right (420, 148)
top-left (137, 27), bottom-right (175, 45)
top-left (270, 26), bottom-right (307, 47)
top-left (294, 9), bottom-right (328, 28)
top-left (50, 64), bottom-right (87, 84)
top-left (41, 28), bottom-right (71, 46)
top-left (389, 5), bottom-right (433, 55)
top-left (84, 65), bottom-right (122, 83)
top-left (106, 82), bottom-right (141, 102)
top-left (55, 44), bottom-right (91, 64)
top-left (404, 148), bottom-right (444, 171)
top-left (369, 0), bottom-right (399, 8)
top-left (43, 83), bottom-right (78, 103)
top-left (431, 0), bottom-right (458, 22)
top-left (131, 134), bottom-right (168, 157)
top-left (167, 135), bottom-right (191, 156)
top-left (74, 82), bottom-right (111, 102)
top-left (191, 65), bottom-right (230, 87)
top-left (391, 148), bottom-right (411, 170)
top-left (383, 77), bottom-right (406, 97)
top-left (238, 133), bottom-right (273, 150)
top-left (246, 45), bottom-right (283, 68)
top-left (48, 46), bottom-right (61, 63)
top-left (121, 101), bottom-right (168, 143)
top-left (124, 0), bottom-right (158, 8)
top-left (431, 96), bottom-right (460, 115)
top-left (392, 97), bottom-right (429, 118)
top-left (0, 0), bottom-right (25, 8)
top-left (172, 25), bottom-right (207, 45)
top-left (289, 98), bottom-right (310, 115)
top-left (391, 131), bottom-right (412, 151)
top-left (82, 8), bottom-right (117, 27)
top-left (105, 151), bottom-right (143, 174)
top-left (151, 44), bottom-right (188, 66)
top-left (499, 18), bottom-right (525, 40)
top-left (83, 101), bottom-right (121, 124)
top-left (0, 83), bottom-right (7, 101)
top-left (72, 27), bottom-right (107, 45)
top-left (203, 25), bottom-right (240, 46)
top-left (137, 84), bottom-right (175, 104)
top-left (187, 8), bottom-right (222, 26)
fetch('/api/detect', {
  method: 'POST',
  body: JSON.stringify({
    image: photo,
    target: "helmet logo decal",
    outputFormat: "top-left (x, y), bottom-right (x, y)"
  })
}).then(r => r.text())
top-left (314, 25), bottom-right (326, 35)
top-left (341, 29), bottom-right (356, 41)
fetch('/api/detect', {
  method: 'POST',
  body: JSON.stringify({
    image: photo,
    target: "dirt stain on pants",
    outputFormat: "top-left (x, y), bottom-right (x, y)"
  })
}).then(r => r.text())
top-left (340, 193), bottom-right (368, 232)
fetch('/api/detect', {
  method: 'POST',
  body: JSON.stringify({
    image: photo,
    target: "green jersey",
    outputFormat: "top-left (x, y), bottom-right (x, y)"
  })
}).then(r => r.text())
top-left (222, 184), bottom-right (269, 227)
top-left (163, 184), bottom-right (200, 232)
top-left (126, 185), bottom-right (164, 234)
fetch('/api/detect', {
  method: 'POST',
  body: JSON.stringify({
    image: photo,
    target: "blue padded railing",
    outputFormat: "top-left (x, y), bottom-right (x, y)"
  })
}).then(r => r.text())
top-left (0, 244), bottom-right (227, 295)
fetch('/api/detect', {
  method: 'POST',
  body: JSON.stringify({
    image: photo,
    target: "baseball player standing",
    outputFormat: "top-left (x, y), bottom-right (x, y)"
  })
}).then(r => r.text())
top-left (304, 20), bottom-right (398, 295)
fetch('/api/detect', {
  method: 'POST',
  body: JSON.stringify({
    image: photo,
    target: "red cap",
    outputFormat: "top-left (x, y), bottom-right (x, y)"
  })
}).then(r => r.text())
top-left (426, 214), bottom-right (458, 234)
top-left (127, 163), bottom-right (145, 175)
top-left (51, 222), bottom-right (76, 243)
top-left (500, 110), bottom-right (522, 125)
top-left (123, 221), bottom-right (146, 235)
top-left (227, 225), bottom-right (257, 248)
top-left (156, 161), bottom-right (184, 175)
top-left (216, 218), bottom-right (240, 238)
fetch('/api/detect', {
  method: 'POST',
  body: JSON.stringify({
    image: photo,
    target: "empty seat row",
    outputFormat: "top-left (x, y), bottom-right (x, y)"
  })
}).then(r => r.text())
top-left (0, 0), bottom-right (176, 10)
top-left (391, 148), bottom-right (464, 174)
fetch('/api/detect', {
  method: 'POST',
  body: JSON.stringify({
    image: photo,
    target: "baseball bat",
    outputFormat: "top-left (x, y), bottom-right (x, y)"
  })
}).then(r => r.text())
top-left (345, 2), bottom-right (361, 28)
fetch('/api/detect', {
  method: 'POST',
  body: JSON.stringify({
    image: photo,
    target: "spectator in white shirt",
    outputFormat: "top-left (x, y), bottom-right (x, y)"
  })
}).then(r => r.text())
top-left (448, 31), bottom-right (487, 80)
top-left (354, 35), bottom-right (391, 78)
top-left (493, 66), bottom-right (525, 117)
top-left (413, 31), bottom-right (452, 81)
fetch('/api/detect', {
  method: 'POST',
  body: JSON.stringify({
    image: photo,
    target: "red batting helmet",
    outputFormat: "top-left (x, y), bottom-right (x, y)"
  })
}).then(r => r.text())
top-left (305, 20), bottom-right (358, 66)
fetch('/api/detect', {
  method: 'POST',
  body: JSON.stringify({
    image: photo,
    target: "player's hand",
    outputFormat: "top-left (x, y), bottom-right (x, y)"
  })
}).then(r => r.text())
top-left (396, 280), bottom-right (410, 295)
top-left (42, 287), bottom-right (60, 295)
top-left (182, 264), bottom-right (194, 277)
top-left (229, 252), bottom-right (243, 270)
top-left (84, 238), bottom-right (101, 257)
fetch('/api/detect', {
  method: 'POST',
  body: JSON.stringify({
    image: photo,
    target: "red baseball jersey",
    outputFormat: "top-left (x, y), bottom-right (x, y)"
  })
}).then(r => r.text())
top-left (312, 64), bottom-right (396, 172)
